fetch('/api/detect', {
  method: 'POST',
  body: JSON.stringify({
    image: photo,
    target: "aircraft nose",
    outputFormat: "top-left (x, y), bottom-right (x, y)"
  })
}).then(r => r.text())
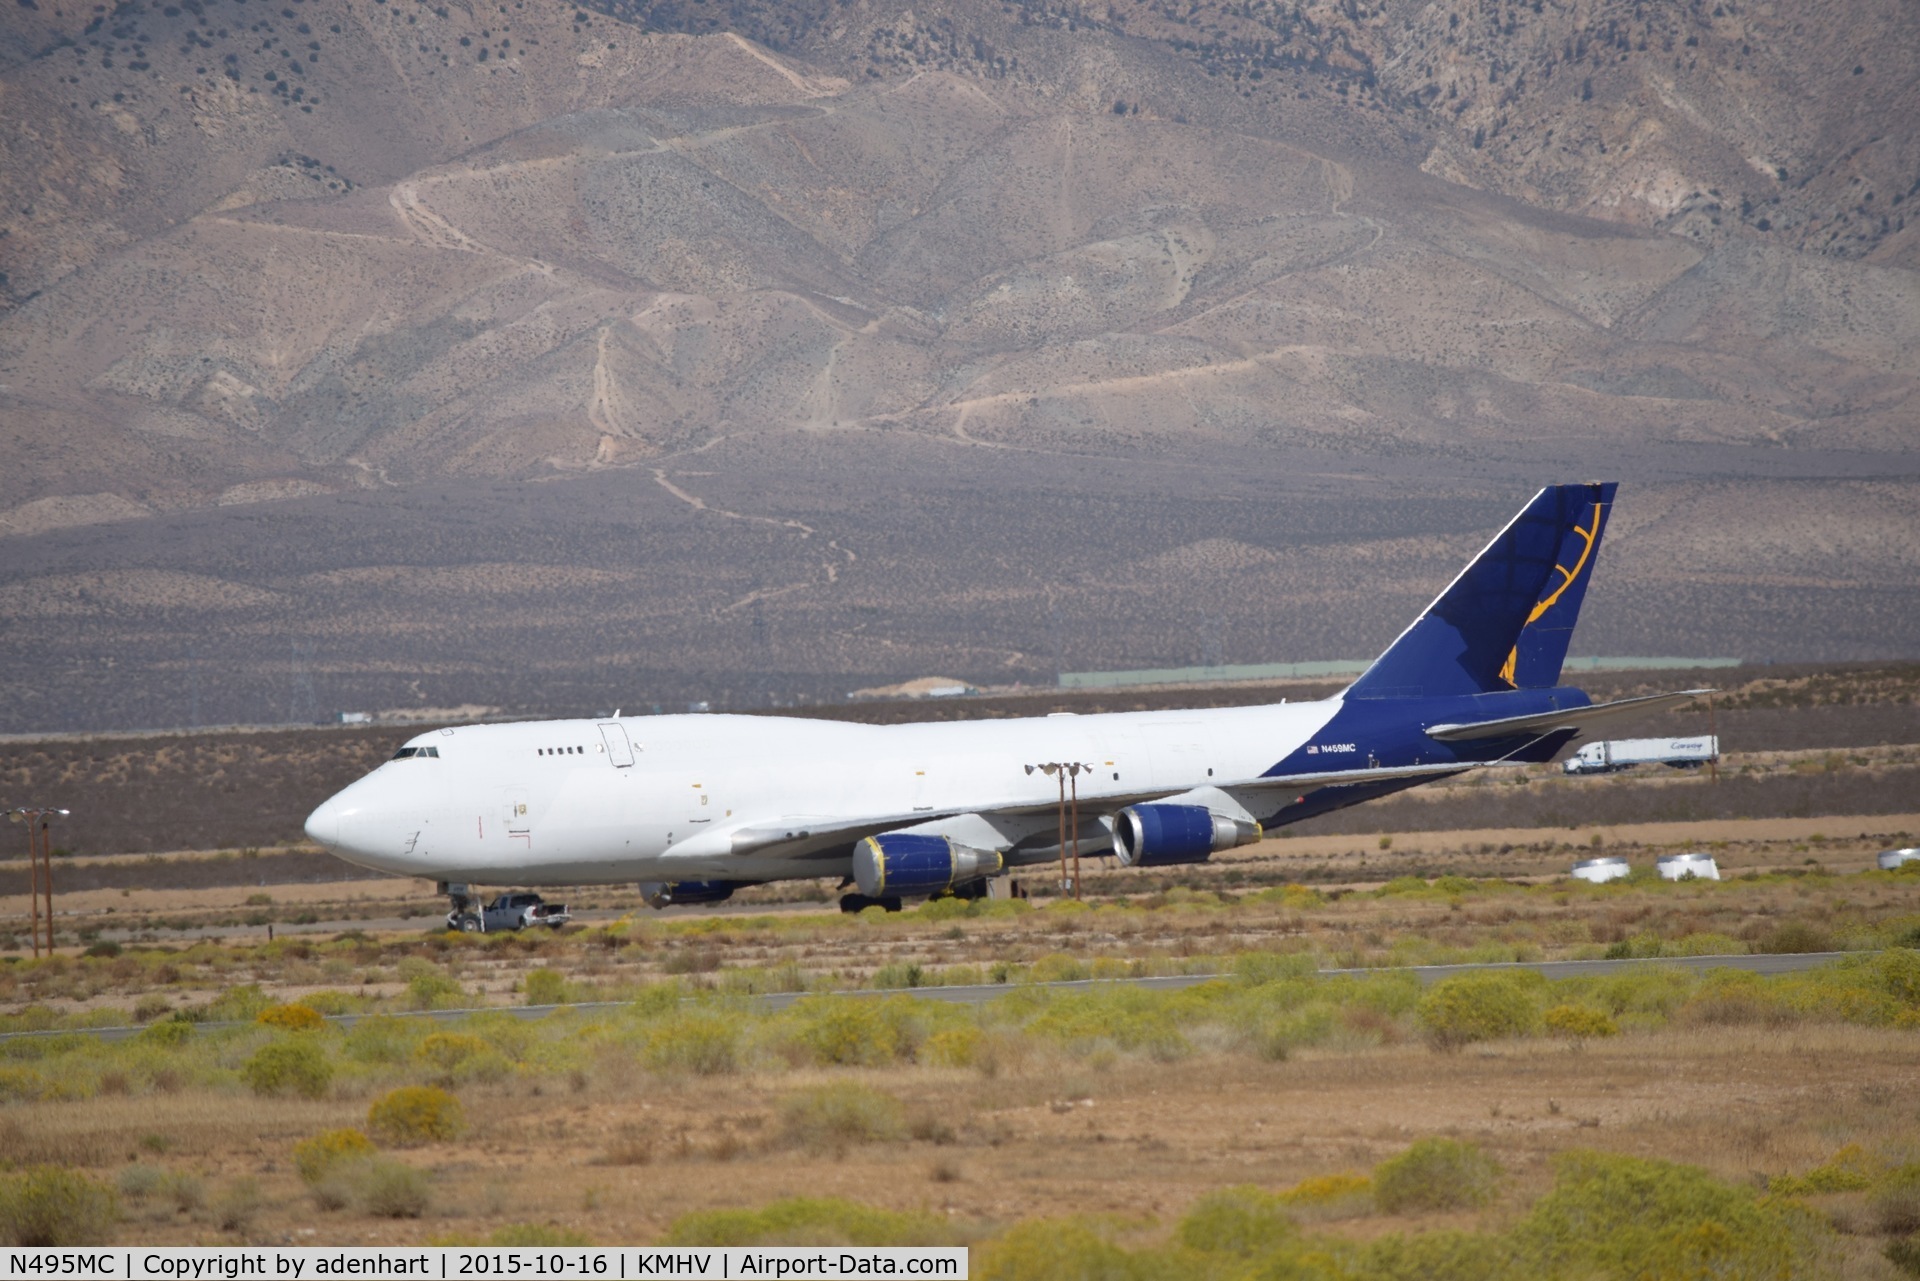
top-left (305, 795), bottom-right (342, 849)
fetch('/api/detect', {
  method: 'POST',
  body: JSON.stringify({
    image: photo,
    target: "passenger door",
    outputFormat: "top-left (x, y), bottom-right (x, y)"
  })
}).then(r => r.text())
top-left (599, 722), bottom-right (635, 767)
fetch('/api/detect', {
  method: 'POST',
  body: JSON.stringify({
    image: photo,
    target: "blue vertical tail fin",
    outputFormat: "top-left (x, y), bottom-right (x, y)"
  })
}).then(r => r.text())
top-left (1345, 482), bottom-right (1616, 700)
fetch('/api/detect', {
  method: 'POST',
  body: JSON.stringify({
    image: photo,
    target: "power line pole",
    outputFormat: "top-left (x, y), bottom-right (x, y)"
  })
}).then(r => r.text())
top-left (1030, 762), bottom-right (1086, 901)
top-left (8, 808), bottom-right (69, 957)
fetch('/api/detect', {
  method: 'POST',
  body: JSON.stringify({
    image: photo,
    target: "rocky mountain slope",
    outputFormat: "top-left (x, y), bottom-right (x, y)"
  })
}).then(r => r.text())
top-left (0, 0), bottom-right (1914, 730)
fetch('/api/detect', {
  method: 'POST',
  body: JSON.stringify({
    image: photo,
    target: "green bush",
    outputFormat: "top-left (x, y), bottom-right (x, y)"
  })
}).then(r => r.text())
top-left (1417, 973), bottom-right (1542, 1050)
top-left (205, 983), bottom-right (273, 1022)
top-left (1875, 1166), bottom-right (1920, 1235)
top-left (1512, 1149), bottom-right (1827, 1280)
top-left (292, 1128), bottom-right (377, 1185)
top-left (214, 1177), bottom-right (261, 1233)
top-left (785, 998), bottom-right (907, 1066)
top-left (1757, 921), bottom-right (1833, 954)
top-left (344, 1015), bottom-right (414, 1064)
top-left (158, 1172), bottom-right (204, 1215)
top-left (1177, 1185), bottom-right (1297, 1257)
top-left (1769, 1143), bottom-right (1879, 1195)
top-left (116, 1165), bottom-right (167, 1202)
top-left (257, 1003), bottom-right (326, 1032)
top-left (643, 1013), bottom-right (739, 1076)
top-left (314, 1157), bottom-right (430, 1218)
top-left (523, 968), bottom-right (570, 1006)
top-left (921, 1025), bottom-right (983, 1068)
top-left (1277, 1172), bottom-right (1373, 1222)
top-left (414, 1032), bottom-right (494, 1077)
top-left (1678, 969), bottom-right (1801, 1027)
top-left (975, 1220), bottom-right (1133, 1281)
top-left (1542, 1004), bottom-right (1618, 1040)
top-left (358, 1160), bottom-right (432, 1218)
top-left (779, 1083), bottom-right (905, 1154)
top-left (368, 1085), bottom-right (465, 1146)
top-left (397, 959), bottom-right (463, 1010)
top-left (1021, 988), bottom-right (1196, 1059)
top-left (138, 1016), bottom-right (194, 1047)
top-left (241, 1038), bottom-right (334, 1098)
top-left (665, 1197), bottom-right (950, 1247)
top-left (1373, 1138), bottom-right (1502, 1213)
top-left (1027, 953), bottom-right (1089, 983)
top-left (0, 1168), bottom-right (119, 1246)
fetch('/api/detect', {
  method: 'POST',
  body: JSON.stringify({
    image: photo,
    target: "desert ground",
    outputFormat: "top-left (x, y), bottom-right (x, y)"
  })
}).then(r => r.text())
top-left (1, 666), bottom-right (1916, 1276)
top-left (4, 866), bottom-right (1920, 1277)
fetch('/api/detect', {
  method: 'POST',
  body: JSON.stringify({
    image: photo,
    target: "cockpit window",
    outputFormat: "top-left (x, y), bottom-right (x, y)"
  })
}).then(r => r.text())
top-left (391, 746), bottom-right (441, 760)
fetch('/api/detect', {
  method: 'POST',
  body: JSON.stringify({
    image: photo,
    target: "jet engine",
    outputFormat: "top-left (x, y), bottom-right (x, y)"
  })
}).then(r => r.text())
top-left (640, 879), bottom-right (748, 908)
top-left (853, 833), bottom-right (1004, 898)
top-left (1111, 804), bottom-right (1261, 867)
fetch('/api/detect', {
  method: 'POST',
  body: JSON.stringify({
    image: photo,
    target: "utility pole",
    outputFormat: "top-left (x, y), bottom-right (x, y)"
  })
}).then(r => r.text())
top-left (1028, 762), bottom-right (1086, 900)
top-left (1068, 762), bottom-right (1083, 898)
top-left (1706, 691), bottom-right (1720, 784)
top-left (8, 808), bottom-right (69, 957)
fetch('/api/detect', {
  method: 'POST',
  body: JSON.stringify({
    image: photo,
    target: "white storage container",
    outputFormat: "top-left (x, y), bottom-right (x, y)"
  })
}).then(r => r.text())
top-left (1570, 856), bottom-right (1631, 883)
top-left (1655, 852), bottom-right (1720, 881)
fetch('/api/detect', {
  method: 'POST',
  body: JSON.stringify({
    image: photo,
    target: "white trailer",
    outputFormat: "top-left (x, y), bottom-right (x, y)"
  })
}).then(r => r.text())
top-left (1562, 736), bottom-right (1718, 775)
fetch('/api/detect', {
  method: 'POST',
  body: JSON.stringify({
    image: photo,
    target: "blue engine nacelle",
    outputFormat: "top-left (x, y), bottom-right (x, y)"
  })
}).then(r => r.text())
top-left (853, 833), bottom-right (1004, 899)
top-left (639, 879), bottom-right (747, 908)
top-left (1111, 804), bottom-right (1261, 868)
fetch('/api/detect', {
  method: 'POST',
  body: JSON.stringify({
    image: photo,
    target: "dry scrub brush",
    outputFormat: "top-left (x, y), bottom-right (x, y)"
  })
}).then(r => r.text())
top-left (659, 1145), bottom-right (1840, 1279)
top-left (10, 865), bottom-right (1920, 1029)
top-left (8, 949), bottom-right (1920, 1112)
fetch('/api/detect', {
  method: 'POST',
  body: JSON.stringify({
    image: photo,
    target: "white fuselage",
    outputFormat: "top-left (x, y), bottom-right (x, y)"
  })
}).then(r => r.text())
top-left (305, 699), bottom-right (1339, 888)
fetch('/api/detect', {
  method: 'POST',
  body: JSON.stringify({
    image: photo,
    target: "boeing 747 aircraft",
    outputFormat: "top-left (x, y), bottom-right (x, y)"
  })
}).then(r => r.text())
top-left (305, 482), bottom-right (1706, 920)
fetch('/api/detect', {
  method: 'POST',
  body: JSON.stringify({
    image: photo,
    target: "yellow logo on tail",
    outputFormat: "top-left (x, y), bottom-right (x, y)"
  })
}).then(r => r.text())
top-left (1500, 500), bottom-right (1606, 688)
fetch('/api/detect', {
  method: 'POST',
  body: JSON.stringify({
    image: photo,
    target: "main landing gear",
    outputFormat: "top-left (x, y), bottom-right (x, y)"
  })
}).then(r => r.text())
top-left (835, 878), bottom-right (991, 913)
top-left (441, 881), bottom-right (483, 932)
top-left (838, 893), bottom-right (903, 913)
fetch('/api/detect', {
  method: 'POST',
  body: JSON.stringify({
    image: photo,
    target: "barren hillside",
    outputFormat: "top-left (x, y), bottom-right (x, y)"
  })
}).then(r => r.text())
top-left (0, 0), bottom-right (1914, 731)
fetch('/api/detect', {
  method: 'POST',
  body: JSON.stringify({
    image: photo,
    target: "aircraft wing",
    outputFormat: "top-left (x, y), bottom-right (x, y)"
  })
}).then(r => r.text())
top-left (719, 760), bottom-right (1480, 858)
top-left (1226, 761), bottom-right (1477, 791)
top-left (1422, 689), bottom-right (1714, 743)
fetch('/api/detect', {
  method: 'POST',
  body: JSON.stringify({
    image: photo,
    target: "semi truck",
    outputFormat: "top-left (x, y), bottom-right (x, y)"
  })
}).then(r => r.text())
top-left (1562, 736), bottom-right (1718, 776)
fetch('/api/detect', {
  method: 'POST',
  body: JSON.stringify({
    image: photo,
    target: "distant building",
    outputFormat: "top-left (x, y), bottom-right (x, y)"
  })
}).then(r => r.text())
top-left (337, 711), bottom-right (373, 725)
top-left (1058, 661), bottom-right (1366, 690)
top-left (850, 677), bottom-right (979, 700)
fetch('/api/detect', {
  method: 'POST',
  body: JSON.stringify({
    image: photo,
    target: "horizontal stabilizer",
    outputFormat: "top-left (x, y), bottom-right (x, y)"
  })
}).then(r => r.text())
top-left (1423, 689), bottom-right (1714, 743)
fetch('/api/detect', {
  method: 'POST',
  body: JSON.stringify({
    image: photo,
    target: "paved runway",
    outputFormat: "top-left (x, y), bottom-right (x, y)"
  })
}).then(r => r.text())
top-left (753, 950), bottom-right (1852, 1011)
top-left (3, 951), bottom-right (1852, 1042)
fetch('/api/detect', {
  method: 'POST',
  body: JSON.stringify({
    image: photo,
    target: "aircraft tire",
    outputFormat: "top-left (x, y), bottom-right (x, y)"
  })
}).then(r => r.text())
top-left (456, 914), bottom-right (482, 933)
top-left (838, 894), bottom-right (906, 914)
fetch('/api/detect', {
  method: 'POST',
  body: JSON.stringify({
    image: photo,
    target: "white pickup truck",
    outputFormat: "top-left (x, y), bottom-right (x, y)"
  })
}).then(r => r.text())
top-left (1562, 736), bottom-right (1719, 776)
top-left (447, 892), bottom-right (571, 932)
